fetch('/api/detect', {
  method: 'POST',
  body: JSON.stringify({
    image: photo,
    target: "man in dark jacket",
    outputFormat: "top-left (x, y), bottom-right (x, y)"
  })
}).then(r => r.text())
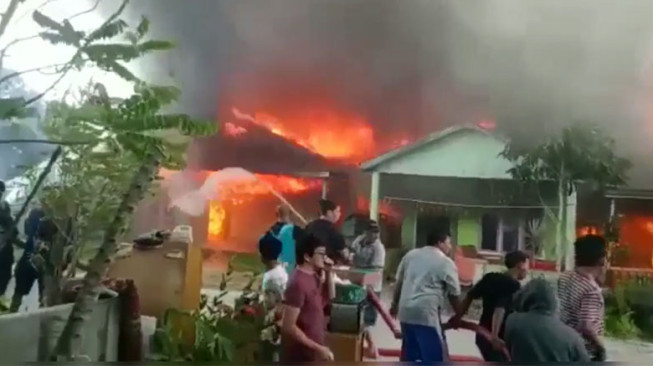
top-left (504, 278), bottom-right (590, 362)
top-left (305, 199), bottom-right (347, 263)
top-left (0, 180), bottom-right (14, 296)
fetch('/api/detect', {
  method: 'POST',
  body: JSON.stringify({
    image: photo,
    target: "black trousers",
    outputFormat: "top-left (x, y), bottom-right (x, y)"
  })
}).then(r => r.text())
top-left (0, 244), bottom-right (14, 296)
top-left (14, 254), bottom-right (42, 297)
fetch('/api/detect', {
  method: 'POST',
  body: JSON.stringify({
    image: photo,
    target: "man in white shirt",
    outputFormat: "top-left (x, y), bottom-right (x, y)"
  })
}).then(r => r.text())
top-left (390, 227), bottom-right (462, 363)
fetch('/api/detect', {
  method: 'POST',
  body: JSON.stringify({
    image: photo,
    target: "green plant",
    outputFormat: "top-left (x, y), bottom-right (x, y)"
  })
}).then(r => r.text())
top-left (501, 124), bottom-right (631, 270)
top-left (604, 281), bottom-right (643, 339)
top-left (151, 272), bottom-right (267, 363)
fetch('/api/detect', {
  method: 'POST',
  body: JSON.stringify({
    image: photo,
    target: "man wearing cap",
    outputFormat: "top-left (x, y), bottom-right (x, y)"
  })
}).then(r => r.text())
top-left (350, 219), bottom-right (386, 358)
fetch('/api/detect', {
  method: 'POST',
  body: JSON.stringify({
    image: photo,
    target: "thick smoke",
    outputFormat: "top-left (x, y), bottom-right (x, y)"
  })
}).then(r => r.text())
top-left (109, 0), bottom-right (653, 181)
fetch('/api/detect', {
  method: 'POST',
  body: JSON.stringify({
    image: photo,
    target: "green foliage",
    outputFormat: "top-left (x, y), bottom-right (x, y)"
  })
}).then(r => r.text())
top-left (501, 124), bottom-right (632, 189)
top-left (0, 0), bottom-right (176, 120)
top-left (151, 275), bottom-right (266, 363)
top-left (31, 0), bottom-right (174, 84)
top-left (35, 80), bottom-right (215, 269)
top-left (604, 282), bottom-right (640, 339)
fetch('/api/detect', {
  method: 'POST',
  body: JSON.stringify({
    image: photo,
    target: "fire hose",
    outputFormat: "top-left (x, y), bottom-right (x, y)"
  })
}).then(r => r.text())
top-left (366, 289), bottom-right (511, 362)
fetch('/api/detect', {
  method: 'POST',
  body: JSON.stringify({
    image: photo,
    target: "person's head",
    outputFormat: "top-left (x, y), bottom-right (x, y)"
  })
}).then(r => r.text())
top-left (319, 199), bottom-right (341, 223)
top-left (258, 232), bottom-right (282, 268)
top-left (574, 234), bottom-right (608, 283)
top-left (295, 233), bottom-right (327, 271)
top-left (276, 204), bottom-right (292, 224)
top-left (427, 227), bottom-right (452, 255)
top-left (504, 250), bottom-right (530, 280)
top-left (513, 278), bottom-right (557, 315)
top-left (364, 219), bottom-right (380, 242)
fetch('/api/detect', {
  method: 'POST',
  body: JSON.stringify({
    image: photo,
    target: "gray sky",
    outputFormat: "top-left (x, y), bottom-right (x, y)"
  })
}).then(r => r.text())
top-left (109, 0), bottom-right (653, 184)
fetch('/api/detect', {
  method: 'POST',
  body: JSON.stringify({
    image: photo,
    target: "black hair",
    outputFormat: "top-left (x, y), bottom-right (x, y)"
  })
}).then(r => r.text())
top-left (319, 199), bottom-right (337, 216)
top-left (258, 232), bottom-right (282, 262)
top-left (427, 227), bottom-right (450, 247)
top-left (504, 250), bottom-right (529, 269)
top-left (574, 235), bottom-right (607, 267)
top-left (295, 233), bottom-right (325, 265)
top-left (0, 180), bottom-right (5, 193)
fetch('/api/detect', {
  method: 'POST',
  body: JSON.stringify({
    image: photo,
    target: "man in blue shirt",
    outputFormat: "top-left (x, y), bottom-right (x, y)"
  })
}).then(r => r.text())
top-left (267, 205), bottom-right (303, 274)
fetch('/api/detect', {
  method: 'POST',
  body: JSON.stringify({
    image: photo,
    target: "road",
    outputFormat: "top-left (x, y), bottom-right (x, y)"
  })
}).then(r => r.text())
top-left (368, 287), bottom-right (653, 363)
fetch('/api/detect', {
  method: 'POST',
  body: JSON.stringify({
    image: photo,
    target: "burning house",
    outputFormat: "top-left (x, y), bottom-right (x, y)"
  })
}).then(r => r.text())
top-left (131, 108), bottom-right (406, 254)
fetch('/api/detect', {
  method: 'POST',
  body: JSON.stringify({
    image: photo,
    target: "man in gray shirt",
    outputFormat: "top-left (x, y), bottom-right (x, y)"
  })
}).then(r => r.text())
top-left (350, 219), bottom-right (386, 358)
top-left (390, 228), bottom-right (462, 363)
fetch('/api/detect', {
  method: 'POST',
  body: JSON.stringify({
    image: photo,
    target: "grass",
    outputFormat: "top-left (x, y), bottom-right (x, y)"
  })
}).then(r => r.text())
top-left (228, 253), bottom-right (264, 274)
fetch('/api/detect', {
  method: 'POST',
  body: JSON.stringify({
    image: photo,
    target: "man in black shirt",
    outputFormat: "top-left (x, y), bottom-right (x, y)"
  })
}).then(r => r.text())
top-left (449, 250), bottom-right (530, 362)
top-left (304, 199), bottom-right (347, 263)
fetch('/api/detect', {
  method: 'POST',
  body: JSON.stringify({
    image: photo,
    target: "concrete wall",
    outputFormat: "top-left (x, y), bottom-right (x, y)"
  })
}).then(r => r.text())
top-left (0, 298), bottom-right (120, 362)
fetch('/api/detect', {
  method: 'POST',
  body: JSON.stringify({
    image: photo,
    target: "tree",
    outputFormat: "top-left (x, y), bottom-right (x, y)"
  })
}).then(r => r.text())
top-left (0, 0), bottom-right (218, 360)
top-left (500, 123), bottom-right (631, 270)
top-left (0, 0), bottom-right (172, 122)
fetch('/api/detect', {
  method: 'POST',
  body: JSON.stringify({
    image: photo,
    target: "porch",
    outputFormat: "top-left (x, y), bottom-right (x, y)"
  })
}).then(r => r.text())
top-left (360, 125), bottom-right (572, 275)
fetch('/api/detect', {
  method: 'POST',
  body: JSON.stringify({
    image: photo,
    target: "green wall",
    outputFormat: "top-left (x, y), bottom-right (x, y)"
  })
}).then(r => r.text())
top-left (457, 216), bottom-right (481, 247)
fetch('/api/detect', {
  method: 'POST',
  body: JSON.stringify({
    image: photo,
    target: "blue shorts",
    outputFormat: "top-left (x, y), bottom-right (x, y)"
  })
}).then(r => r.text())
top-left (400, 322), bottom-right (445, 363)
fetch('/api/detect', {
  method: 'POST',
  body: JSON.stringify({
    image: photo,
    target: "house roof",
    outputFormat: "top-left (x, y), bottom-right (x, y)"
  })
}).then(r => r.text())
top-left (360, 125), bottom-right (506, 172)
top-left (192, 120), bottom-right (347, 175)
top-left (605, 188), bottom-right (653, 201)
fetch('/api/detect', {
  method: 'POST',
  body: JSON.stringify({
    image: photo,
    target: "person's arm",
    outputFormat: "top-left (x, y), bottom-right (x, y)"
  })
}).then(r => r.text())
top-left (490, 307), bottom-right (506, 348)
top-left (578, 291), bottom-right (606, 357)
top-left (390, 256), bottom-right (407, 316)
top-left (449, 277), bottom-right (485, 325)
top-left (443, 260), bottom-right (463, 315)
top-left (324, 257), bottom-right (336, 301)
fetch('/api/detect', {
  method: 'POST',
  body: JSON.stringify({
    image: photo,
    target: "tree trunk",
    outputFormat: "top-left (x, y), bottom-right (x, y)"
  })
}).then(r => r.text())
top-left (555, 163), bottom-right (566, 271)
top-left (559, 181), bottom-right (569, 271)
top-left (51, 151), bottom-right (161, 361)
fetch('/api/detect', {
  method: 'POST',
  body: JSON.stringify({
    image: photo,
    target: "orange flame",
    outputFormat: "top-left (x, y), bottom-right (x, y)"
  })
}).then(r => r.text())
top-left (577, 226), bottom-right (602, 237)
top-left (208, 200), bottom-right (227, 241)
top-left (233, 107), bottom-right (375, 163)
top-left (356, 195), bottom-right (400, 219)
top-left (206, 172), bottom-right (321, 240)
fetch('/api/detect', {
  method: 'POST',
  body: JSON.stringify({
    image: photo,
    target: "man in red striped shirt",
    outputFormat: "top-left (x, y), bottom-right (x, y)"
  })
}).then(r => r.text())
top-left (557, 235), bottom-right (607, 361)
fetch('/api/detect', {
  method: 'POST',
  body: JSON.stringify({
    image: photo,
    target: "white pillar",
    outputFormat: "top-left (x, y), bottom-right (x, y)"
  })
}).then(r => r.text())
top-left (321, 178), bottom-right (328, 199)
top-left (564, 190), bottom-right (578, 271)
top-left (369, 172), bottom-right (380, 221)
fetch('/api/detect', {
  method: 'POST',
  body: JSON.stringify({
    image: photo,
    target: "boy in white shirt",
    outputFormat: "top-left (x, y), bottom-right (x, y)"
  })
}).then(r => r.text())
top-left (259, 232), bottom-right (288, 301)
top-left (259, 233), bottom-right (289, 361)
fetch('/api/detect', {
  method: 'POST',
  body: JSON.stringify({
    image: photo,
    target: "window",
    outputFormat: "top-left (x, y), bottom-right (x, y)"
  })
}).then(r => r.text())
top-left (480, 213), bottom-right (525, 253)
top-left (481, 214), bottom-right (499, 251)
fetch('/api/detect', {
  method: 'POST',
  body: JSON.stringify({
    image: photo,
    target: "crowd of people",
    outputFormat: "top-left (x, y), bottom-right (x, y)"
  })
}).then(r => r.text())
top-left (394, 230), bottom-right (607, 363)
top-left (258, 198), bottom-right (386, 362)
top-left (3, 180), bottom-right (609, 363)
top-left (259, 196), bottom-right (609, 363)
